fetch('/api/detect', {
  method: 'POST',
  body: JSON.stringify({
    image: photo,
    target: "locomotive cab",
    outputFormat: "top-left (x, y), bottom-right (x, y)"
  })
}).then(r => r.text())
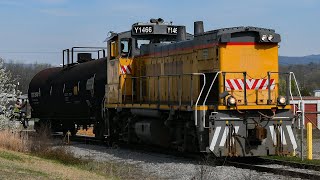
top-left (106, 19), bottom-right (189, 104)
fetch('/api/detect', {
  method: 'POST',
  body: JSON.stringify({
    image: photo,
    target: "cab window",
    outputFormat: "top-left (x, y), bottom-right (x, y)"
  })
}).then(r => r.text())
top-left (110, 41), bottom-right (118, 60)
top-left (120, 39), bottom-right (131, 57)
top-left (136, 39), bottom-right (150, 49)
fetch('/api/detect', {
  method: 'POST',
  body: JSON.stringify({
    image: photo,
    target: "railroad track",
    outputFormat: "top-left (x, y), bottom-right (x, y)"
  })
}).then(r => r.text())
top-left (51, 133), bottom-right (104, 145)
top-left (51, 134), bottom-right (320, 179)
top-left (259, 157), bottom-right (320, 171)
top-left (223, 157), bottom-right (320, 179)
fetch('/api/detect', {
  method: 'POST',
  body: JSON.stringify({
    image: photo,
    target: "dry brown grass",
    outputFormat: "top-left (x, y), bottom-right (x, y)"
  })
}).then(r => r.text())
top-left (0, 127), bottom-right (154, 179)
top-left (0, 130), bottom-right (29, 152)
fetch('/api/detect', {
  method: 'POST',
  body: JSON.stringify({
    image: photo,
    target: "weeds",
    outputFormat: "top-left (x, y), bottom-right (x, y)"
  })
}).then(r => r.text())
top-left (0, 126), bottom-right (151, 179)
top-left (0, 130), bottom-right (29, 152)
top-left (35, 147), bottom-right (83, 166)
top-left (191, 155), bottom-right (220, 180)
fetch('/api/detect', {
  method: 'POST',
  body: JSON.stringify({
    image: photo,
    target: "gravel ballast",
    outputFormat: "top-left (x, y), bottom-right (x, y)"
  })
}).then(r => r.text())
top-left (68, 144), bottom-right (300, 180)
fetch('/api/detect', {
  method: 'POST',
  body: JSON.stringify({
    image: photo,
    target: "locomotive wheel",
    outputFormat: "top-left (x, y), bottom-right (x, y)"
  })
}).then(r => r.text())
top-left (94, 120), bottom-right (105, 140)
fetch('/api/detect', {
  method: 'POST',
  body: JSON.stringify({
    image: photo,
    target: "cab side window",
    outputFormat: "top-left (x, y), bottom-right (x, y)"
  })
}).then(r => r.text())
top-left (110, 41), bottom-right (118, 60)
top-left (120, 39), bottom-right (131, 57)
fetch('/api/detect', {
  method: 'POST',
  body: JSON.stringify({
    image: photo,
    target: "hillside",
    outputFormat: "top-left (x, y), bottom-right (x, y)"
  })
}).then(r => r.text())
top-left (280, 62), bottom-right (320, 95)
top-left (279, 54), bottom-right (320, 65)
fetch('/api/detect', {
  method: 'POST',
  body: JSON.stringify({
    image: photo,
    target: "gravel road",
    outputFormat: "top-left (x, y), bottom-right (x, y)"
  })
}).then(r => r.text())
top-left (67, 144), bottom-right (300, 180)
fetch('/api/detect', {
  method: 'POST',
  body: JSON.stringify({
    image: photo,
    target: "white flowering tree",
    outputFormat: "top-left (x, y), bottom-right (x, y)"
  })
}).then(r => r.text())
top-left (0, 57), bottom-right (19, 128)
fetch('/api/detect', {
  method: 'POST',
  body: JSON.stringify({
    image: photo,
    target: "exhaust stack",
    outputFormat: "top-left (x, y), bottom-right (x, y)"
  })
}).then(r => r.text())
top-left (194, 21), bottom-right (204, 36)
top-left (176, 26), bottom-right (186, 41)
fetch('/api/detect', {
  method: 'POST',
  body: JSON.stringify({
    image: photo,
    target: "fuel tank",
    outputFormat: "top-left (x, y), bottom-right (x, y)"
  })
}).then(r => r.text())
top-left (28, 58), bottom-right (107, 122)
top-left (134, 119), bottom-right (170, 147)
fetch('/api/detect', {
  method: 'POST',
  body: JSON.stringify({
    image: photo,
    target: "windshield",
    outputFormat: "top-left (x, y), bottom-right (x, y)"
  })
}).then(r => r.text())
top-left (136, 40), bottom-right (150, 49)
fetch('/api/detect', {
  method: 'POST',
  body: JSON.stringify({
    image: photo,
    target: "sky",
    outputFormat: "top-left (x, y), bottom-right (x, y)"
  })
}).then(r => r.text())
top-left (0, 0), bottom-right (319, 65)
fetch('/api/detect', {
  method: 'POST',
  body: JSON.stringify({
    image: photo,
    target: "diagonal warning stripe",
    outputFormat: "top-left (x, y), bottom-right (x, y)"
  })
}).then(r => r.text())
top-left (209, 126), bottom-right (240, 152)
top-left (225, 79), bottom-right (275, 90)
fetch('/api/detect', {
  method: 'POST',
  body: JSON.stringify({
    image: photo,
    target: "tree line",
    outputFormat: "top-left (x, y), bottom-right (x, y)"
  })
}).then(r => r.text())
top-left (280, 62), bottom-right (320, 96)
top-left (4, 60), bottom-right (52, 94)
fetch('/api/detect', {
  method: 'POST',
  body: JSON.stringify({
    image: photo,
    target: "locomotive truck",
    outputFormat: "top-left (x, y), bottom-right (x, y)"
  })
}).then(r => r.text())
top-left (28, 19), bottom-right (298, 156)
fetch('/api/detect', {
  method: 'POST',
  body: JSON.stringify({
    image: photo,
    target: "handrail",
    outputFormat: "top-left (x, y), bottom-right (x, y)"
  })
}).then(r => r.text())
top-left (193, 73), bottom-right (206, 126)
top-left (221, 72), bottom-right (247, 105)
top-left (289, 72), bottom-right (303, 115)
top-left (62, 47), bottom-right (106, 67)
top-left (289, 72), bottom-right (303, 129)
top-left (201, 71), bottom-right (221, 128)
top-left (268, 71), bottom-right (290, 105)
top-left (120, 73), bottom-right (205, 107)
top-left (119, 72), bottom-right (214, 128)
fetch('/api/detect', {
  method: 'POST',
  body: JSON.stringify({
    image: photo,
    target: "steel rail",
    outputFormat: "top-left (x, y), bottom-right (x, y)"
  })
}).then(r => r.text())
top-left (225, 159), bottom-right (320, 179)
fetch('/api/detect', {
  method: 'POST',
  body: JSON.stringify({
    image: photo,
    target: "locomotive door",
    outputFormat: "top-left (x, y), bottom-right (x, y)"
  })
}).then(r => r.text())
top-left (119, 38), bottom-right (134, 103)
top-left (107, 56), bottom-right (120, 103)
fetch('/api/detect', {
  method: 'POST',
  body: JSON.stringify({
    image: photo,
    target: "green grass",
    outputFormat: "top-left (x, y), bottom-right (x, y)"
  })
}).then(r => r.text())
top-left (0, 153), bottom-right (50, 179)
top-left (0, 150), bottom-right (24, 162)
top-left (264, 155), bottom-right (320, 165)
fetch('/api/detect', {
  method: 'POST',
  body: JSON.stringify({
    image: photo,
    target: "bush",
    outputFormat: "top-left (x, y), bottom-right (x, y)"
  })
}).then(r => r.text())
top-left (34, 147), bottom-right (83, 165)
top-left (0, 125), bottom-right (83, 166)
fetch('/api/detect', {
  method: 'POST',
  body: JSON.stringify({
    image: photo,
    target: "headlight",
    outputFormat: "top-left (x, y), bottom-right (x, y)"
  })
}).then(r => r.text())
top-left (277, 96), bottom-right (286, 105)
top-left (227, 96), bottom-right (236, 106)
top-left (268, 35), bottom-right (273, 41)
top-left (261, 34), bottom-right (267, 41)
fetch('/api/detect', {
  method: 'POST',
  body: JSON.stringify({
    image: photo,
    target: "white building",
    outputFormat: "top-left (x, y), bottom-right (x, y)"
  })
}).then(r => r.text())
top-left (314, 90), bottom-right (320, 97)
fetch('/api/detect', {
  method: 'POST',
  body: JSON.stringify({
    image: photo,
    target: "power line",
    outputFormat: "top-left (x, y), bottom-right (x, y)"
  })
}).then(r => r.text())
top-left (0, 51), bottom-right (60, 54)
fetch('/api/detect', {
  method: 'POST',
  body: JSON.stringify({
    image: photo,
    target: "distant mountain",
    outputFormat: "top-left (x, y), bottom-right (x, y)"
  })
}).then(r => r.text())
top-left (279, 54), bottom-right (320, 65)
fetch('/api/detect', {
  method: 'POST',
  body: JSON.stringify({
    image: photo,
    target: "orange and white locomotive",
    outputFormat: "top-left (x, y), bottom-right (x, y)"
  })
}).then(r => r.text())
top-left (29, 19), bottom-right (298, 156)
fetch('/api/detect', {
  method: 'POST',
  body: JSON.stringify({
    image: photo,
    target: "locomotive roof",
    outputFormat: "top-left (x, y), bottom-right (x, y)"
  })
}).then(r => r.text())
top-left (138, 25), bottom-right (281, 56)
top-left (206, 26), bottom-right (275, 35)
top-left (202, 26), bottom-right (281, 43)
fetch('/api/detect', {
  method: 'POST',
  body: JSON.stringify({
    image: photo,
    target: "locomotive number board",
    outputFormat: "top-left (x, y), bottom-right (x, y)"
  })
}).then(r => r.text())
top-left (132, 25), bottom-right (179, 35)
top-left (133, 26), bottom-right (153, 34)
